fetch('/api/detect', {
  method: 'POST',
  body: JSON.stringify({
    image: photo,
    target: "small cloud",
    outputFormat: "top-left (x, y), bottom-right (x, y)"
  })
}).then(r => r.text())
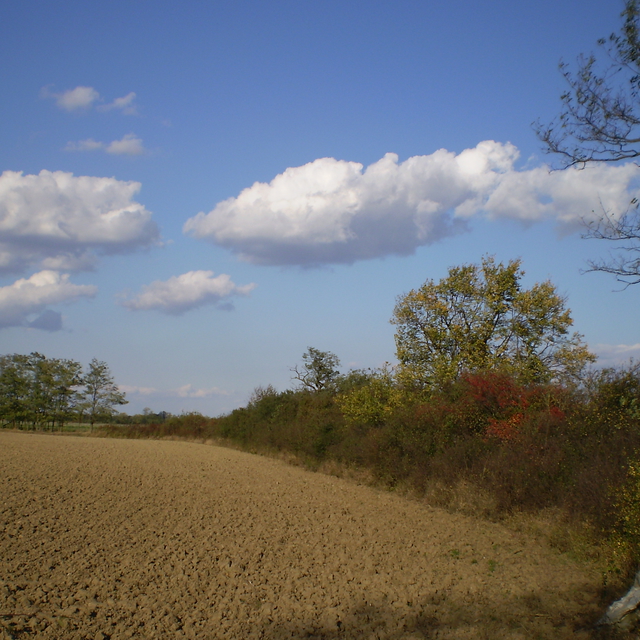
top-left (106, 133), bottom-right (145, 156)
top-left (41, 86), bottom-right (138, 114)
top-left (120, 270), bottom-right (256, 315)
top-left (65, 133), bottom-right (146, 156)
top-left (64, 138), bottom-right (105, 152)
top-left (41, 85), bottom-right (101, 111)
top-left (117, 383), bottom-right (230, 398)
top-left (0, 270), bottom-right (97, 330)
top-left (41, 252), bottom-right (99, 272)
top-left (173, 384), bottom-right (230, 398)
top-left (119, 385), bottom-right (158, 396)
top-left (97, 92), bottom-right (138, 115)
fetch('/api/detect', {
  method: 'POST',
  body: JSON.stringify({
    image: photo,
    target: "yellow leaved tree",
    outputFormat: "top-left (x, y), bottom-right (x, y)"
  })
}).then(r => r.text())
top-left (391, 256), bottom-right (595, 389)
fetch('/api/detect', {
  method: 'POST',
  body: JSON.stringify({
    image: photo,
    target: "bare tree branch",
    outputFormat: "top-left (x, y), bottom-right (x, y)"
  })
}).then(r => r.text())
top-left (536, 1), bottom-right (640, 282)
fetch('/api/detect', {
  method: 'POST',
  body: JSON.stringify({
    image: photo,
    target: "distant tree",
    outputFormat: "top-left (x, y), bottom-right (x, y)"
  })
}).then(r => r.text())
top-left (0, 353), bottom-right (127, 430)
top-left (82, 358), bottom-right (128, 430)
top-left (29, 353), bottom-right (83, 430)
top-left (535, 0), bottom-right (640, 284)
top-left (291, 347), bottom-right (341, 392)
top-left (391, 256), bottom-right (595, 389)
top-left (248, 384), bottom-right (279, 407)
top-left (53, 359), bottom-right (84, 429)
top-left (0, 354), bottom-right (31, 428)
top-left (29, 353), bottom-right (57, 428)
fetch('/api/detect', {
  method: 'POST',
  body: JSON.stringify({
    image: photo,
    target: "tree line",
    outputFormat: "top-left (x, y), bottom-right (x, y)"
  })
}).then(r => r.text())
top-left (0, 353), bottom-right (127, 431)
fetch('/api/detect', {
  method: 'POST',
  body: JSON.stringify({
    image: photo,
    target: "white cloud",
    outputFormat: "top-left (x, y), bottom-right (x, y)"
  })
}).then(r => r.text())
top-left (40, 253), bottom-right (99, 272)
top-left (174, 384), bottom-right (230, 398)
top-left (106, 133), bottom-right (145, 156)
top-left (0, 270), bottom-right (96, 330)
top-left (118, 383), bottom-right (229, 398)
top-left (97, 92), bottom-right (138, 115)
top-left (42, 86), bottom-right (138, 114)
top-left (593, 343), bottom-right (640, 368)
top-left (119, 385), bottom-right (158, 396)
top-left (184, 141), bottom-right (640, 266)
top-left (120, 270), bottom-right (256, 315)
top-left (0, 169), bottom-right (160, 274)
top-left (41, 85), bottom-right (101, 111)
top-left (483, 163), bottom-right (640, 231)
top-left (65, 133), bottom-right (146, 156)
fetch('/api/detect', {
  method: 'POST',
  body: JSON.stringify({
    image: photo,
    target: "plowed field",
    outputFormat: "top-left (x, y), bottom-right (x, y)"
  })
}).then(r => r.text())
top-left (0, 431), bottom-right (605, 639)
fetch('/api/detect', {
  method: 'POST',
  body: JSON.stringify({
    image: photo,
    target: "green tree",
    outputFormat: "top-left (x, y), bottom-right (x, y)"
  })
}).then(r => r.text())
top-left (536, 0), bottom-right (640, 284)
top-left (52, 359), bottom-right (84, 429)
top-left (82, 358), bottom-right (128, 430)
top-left (0, 354), bottom-right (31, 428)
top-left (391, 256), bottom-right (595, 389)
top-left (291, 347), bottom-right (341, 392)
top-left (29, 353), bottom-right (83, 430)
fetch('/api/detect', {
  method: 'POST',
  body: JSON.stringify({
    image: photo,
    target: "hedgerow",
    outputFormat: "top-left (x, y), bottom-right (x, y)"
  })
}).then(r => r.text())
top-left (97, 362), bottom-right (640, 575)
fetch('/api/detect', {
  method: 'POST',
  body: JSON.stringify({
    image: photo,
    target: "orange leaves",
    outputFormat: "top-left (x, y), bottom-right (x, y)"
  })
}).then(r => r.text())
top-left (456, 371), bottom-right (566, 443)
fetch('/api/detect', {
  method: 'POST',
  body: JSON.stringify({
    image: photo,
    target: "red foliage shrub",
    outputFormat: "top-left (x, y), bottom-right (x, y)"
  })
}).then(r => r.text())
top-left (485, 413), bottom-right (524, 442)
top-left (450, 371), bottom-right (567, 443)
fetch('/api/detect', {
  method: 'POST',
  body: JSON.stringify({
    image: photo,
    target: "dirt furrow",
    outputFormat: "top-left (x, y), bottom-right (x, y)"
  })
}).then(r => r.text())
top-left (0, 432), bottom-right (602, 639)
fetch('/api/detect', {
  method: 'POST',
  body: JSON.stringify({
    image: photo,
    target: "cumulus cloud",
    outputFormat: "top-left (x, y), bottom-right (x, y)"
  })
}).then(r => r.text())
top-left (97, 92), bottom-right (138, 115)
top-left (120, 270), bottom-right (256, 315)
top-left (41, 86), bottom-right (138, 114)
top-left (0, 270), bottom-right (96, 330)
top-left (483, 163), bottom-right (639, 230)
top-left (40, 85), bottom-right (101, 111)
top-left (106, 134), bottom-right (145, 155)
top-left (65, 133), bottom-right (146, 156)
top-left (184, 141), bottom-right (640, 267)
top-left (0, 169), bottom-right (160, 274)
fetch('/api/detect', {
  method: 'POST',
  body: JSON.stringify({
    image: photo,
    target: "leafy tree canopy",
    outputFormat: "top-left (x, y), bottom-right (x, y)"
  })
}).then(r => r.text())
top-left (82, 358), bottom-right (128, 428)
top-left (391, 256), bottom-right (595, 389)
top-left (0, 353), bottom-right (127, 430)
top-left (291, 347), bottom-right (341, 392)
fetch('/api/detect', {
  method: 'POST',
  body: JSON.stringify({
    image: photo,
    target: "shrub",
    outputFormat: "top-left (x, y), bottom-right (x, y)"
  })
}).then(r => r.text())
top-left (336, 367), bottom-right (402, 428)
top-left (610, 456), bottom-right (640, 570)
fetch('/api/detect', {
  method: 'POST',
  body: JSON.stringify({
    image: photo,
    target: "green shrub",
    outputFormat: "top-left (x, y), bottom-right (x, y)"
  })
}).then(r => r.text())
top-left (605, 456), bottom-right (640, 579)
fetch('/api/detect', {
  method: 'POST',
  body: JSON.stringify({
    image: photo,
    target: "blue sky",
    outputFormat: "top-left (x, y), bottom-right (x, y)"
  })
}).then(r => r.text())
top-left (2, 0), bottom-right (639, 415)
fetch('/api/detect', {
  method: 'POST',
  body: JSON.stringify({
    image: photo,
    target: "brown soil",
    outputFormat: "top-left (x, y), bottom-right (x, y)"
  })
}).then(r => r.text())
top-left (0, 431), bottom-right (608, 639)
